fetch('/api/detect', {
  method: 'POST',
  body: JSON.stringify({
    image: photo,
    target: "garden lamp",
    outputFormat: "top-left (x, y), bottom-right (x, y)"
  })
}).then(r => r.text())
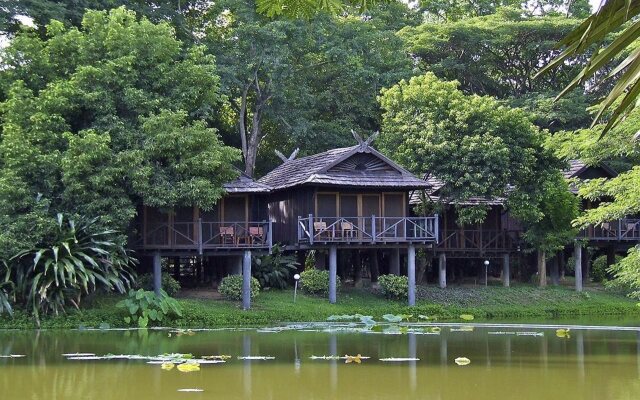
top-left (294, 274), bottom-right (301, 303)
top-left (484, 260), bottom-right (489, 287)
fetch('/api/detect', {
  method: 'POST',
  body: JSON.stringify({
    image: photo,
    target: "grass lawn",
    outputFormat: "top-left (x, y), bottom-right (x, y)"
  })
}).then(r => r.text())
top-left (1, 283), bottom-right (638, 329)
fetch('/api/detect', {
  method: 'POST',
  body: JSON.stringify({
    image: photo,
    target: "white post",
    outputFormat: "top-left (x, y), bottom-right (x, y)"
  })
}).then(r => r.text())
top-left (153, 252), bottom-right (162, 296)
top-left (329, 246), bottom-right (337, 304)
top-left (438, 253), bottom-right (447, 289)
top-left (574, 242), bottom-right (583, 292)
top-left (502, 253), bottom-right (510, 288)
top-left (408, 245), bottom-right (416, 306)
top-left (242, 250), bottom-right (252, 310)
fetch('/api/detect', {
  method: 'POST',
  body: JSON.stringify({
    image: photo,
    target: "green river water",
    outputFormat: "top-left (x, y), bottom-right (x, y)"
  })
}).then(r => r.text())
top-left (1, 323), bottom-right (639, 399)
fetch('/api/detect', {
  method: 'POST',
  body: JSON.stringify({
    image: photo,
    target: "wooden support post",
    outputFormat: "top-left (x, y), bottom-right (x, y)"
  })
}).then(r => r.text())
top-left (574, 242), bottom-right (583, 292)
top-left (153, 252), bottom-right (162, 296)
top-left (242, 250), bottom-right (252, 310)
top-left (438, 253), bottom-right (447, 289)
top-left (390, 248), bottom-right (400, 275)
top-left (329, 245), bottom-right (337, 304)
top-left (502, 253), bottom-right (510, 288)
top-left (408, 245), bottom-right (416, 306)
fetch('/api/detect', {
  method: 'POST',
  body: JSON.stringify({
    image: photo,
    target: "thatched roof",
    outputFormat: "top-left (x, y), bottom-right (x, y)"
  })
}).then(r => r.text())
top-left (258, 144), bottom-right (431, 191)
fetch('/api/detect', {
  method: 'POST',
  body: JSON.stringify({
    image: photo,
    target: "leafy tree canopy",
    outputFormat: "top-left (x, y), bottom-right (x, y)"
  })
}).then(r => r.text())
top-left (0, 7), bottom-right (240, 258)
top-left (202, 0), bottom-right (414, 176)
top-left (378, 72), bottom-right (566, 229)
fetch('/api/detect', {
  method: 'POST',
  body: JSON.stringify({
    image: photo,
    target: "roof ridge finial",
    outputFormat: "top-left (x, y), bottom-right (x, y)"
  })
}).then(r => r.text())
top-left (352, 130), bottom-right (379, 148)
top-left (275, 148), bottom-right (300, 163)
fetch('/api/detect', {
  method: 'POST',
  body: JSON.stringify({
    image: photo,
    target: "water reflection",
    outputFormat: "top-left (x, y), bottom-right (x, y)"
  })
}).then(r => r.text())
top-left (1, 326), bottom-right (639, 400)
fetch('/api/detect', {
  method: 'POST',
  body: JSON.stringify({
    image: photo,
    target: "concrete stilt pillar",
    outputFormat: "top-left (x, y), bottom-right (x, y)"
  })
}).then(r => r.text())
top-left (438, 253), bottom-right (447, 289)
top-left (408, 245), bottom-right (416, 306)
top-left (390, 248), bottom-right (400, 275)
top-left (574, 242), bottom-right (583, 292)
top-left (242, 250), bottom-right (252, 310)
top-left (329, 246), bottom-right (337, 304)
top-left (502, 253), bottom-right (510, 287)
top-left (153, 252), bottom-right (162, 296)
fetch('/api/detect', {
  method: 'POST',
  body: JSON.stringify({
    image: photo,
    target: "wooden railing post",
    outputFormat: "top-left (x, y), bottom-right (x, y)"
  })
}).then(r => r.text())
top-left (434, 215), bottom-right (439, 243)
top-left (618, 219), bottom-right (622, 240)
top-left (308, 214), bottom-right (314, 245)
top-left (371, 215), bottom-right (376, 243)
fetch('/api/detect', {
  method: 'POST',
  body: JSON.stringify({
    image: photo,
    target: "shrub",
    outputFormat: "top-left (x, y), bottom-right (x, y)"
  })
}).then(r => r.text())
top-left (218, 275), bottom-right (260, 301)
top-left (378, 274), bottom-right (409, 300)
top-left (10, 214), bottom-right (136, 322)
top-left (252, 245), bottom-right (299, 289)
top-left (136, 273), bottom-right (181, 296)
top-left (117, 289), bottom-right (182, 328)
top-left (592, 254), bottom-right (623, 283)
top-left (299, 269), bottom-right (341, 295)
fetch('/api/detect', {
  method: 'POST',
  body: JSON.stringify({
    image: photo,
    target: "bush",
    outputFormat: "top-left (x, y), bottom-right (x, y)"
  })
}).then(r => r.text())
top-left (299, 269), bottom-right (341, 295)
top-left (592, 254), bottom-right (623, 283)
top-left (378, 274), bottom-right (409, 300)
top-left (117, 289), bottom-right (182, 328)
top-left (218, 275), bottom-right (260, 301)
top-left (136, 273), bottom-right (181, 296)
top-left (252, 245), bottom-right (299, 289)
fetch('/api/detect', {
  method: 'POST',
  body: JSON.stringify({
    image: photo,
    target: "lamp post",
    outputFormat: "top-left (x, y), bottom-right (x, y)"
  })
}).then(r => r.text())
top-left (294, 273), bottom-right (301, 302)
top-left (484, 260), bottom-right (489, 287)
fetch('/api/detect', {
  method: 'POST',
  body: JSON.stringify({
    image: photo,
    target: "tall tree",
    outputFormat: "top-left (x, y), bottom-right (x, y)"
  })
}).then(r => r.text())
top-left (378, 72), bottom-right (565, 227)
top-left (399, 8), bottom-right (601, 132)
top-left (0, 7), bottom-right (240, 258)
top-left (203, 0), bottom-right (414, 176)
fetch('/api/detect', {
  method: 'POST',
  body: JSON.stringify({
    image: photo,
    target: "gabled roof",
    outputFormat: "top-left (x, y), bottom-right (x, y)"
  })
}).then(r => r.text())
top-left (258, 144), bottom-right (431, 191)
top-left (224, 172), bottom-right (271, 193)
top-left (562, 159), bottom-right (617, 180)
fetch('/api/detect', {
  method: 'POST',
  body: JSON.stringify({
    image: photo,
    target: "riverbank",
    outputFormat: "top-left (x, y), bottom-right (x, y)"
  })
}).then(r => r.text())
top-left (1, 284), bottom-right (638, 329)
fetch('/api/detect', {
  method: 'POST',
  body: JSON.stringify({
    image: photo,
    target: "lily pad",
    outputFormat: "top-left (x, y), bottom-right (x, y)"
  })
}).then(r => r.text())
top-left (177, 362), bottom-right (201, 373)
top-left (161, 362), bottom-right (175, 371)
top-left (459, 314), bottom-right (475, 321)
top-left (379, 358), bottom-right (420, 362)
top-left (556, 328), bottom-right (571, 338)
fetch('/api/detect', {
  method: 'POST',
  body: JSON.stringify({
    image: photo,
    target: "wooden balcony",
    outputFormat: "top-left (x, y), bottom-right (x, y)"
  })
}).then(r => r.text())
top-left (578, 219), bottom-right (640, 242)
top-left (437, 229), bottom-right (521, 254)
top-left (139, 220), bottom-right (273, 253)
top-left (297, 215), bottom-right (439, 245)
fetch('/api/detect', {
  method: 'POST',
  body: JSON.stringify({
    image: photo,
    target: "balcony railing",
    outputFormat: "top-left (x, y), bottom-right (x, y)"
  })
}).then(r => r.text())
top-left (578, 219), bottom-right (640, 242)
top-left (141, 220), bottom-right (272, 252)
top-left (437, 229), bottom-right (521, 252)
top-left (297, 215), bottom-right (439, 244)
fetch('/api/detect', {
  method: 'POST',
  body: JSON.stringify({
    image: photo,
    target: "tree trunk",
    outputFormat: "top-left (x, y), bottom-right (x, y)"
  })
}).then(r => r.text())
top-left (416, 256), bottom-right (428, 284)
top-left (538, 249), bottom-right (547, 287)
top-left (353, 251), bottom-right (362, 288)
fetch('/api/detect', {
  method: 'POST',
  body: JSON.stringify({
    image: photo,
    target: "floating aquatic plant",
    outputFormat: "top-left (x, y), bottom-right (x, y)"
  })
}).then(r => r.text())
top-left (459, 314), bottom-right (475, 321)
top-left (161, 362), bottom-right (174, 370)
top-left (178, 389), bottom-right (204, 392)
top-left (237, 356), bottom-right (275, 360)
top-left (177, 362), bottom-right (200, 372)
top-left (309, 355), bottom-right (341, 360)
top-left (202, 355), bottom-right (232, 360)
top-left (344, 354), bottom-right (365, 364)
top-left (0, 354), bottom-right (25, 358)
top-left (450, 326), bottom-right (474, 332)
top-left (556, 329), bottom-right (571, 338)
top-left (454, 357), bottom-right (471, 366)
top-left (379, 358), bottom-right (420, 362)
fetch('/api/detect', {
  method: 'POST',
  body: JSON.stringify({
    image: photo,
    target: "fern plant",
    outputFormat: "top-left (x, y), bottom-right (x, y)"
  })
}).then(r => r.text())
top-left (0, 261), bottom-right (13, 316)
top-left (252, 245), bottom-right (299, 289)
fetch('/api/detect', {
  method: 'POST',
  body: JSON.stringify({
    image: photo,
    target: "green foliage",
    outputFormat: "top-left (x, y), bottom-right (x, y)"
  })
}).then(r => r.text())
top-left (117, 289), bottom-right (182, 328)
top-left (606, 247), bottom-right (640, 299)
top-left (218, 275), bottom-right (261, 301)
top-left (418, 1), bottom-right (591, 21)
top-left (0, 261), bottom-right (13, 316)
top-left (203, 0), bottom-right (413, 175)
top-left (537, 0), bottom-right (640, 134)
top-left (379, 72), bottom-right (564, 226)
top-left (136, 273), bottom-right (181, 297)
top-left (255, 0), bottom-right (390, 18)
top-left (0, 7), bottom-right (240, 258)
top-left (592, 254), bottom-right (623, 283)
top-left (300, 269), bottom-right (341, 295)
top-left (252, 245), bottom-right (299, 289)
top-left (378, 274), bottom-right (408, 300)
top-left (9, 214), bottom-right (136, 322)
